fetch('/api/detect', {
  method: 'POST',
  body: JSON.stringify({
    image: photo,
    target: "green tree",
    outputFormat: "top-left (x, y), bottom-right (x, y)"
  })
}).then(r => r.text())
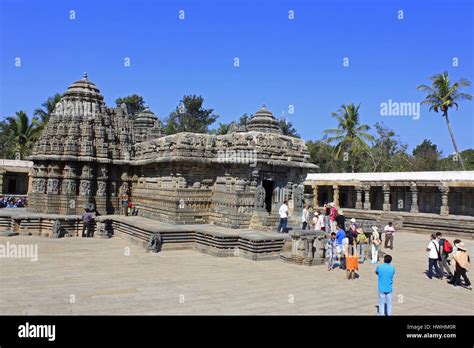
top-left (323, 103), bottom-right (373, 172)
top-left (306, 140), bottom-right (346, 173)
top-left (239, 113), bottom-right (251, 126)
top-left (115, 94), bottom-right (146, 116)
top-left (278, 118), bottom-right (300, 138)
top-left (363, 122), bottom-right (411, 172)
top-left (213, 123), bottom-right (231, 135)
top-left (417, 72), bottom-right (472, 170)
top-left (439, 149), bottom-right (474, 171)
top-left (411, 139), bottom-right (442, 171)
top-left (164, 95), bottom-right (218, 135)
top-left (34, 93), bottom-right (62, 130)
top-left (1, 111), bottom-right (41, 159)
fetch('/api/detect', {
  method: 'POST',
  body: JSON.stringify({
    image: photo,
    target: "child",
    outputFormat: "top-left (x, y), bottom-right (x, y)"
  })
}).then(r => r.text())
top-left (325, 232), bottom-right (337, 271)
top-left (346, 242), bottom-right (359, 280)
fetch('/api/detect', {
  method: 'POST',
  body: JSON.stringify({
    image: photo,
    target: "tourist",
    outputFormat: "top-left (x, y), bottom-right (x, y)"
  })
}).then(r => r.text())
top-left (375, 254), bottom-right (396, 316)
top-left (323, 205), bottom-right (330, 232)
top-left (349, 218), bottom-right (359, 239)
top-left (120, 191), bottom-right (129, 216)
top-left (384, 222), bottom-right (395, 250)
top-left (325, 232), bottom-right (337, 271)
top-left (340, 231), bottom-right (350, 270)
top-left (335, 208), bottom-right (345, 233)
top-left (436, 232), bottom-right (454, 279)
top-left (306, 206), bottom-right (314, 229)
top-left (302, 204), bottom-right (309, 230)
top-left (317, 210), bottom-right (325, 231)
top-left (336, 224), bottom-right (346, 269)
top-left (370, 226), bottom-right (381, 264)
top-left (448, 242), bottom-right (471, 290)
top-left (346, 242), bottom-right (359, 280)
top-left (329, 202), bottom-right (338, 233)
top-left (277, 200), bottom-right (289, 233)
top-left (312, 211), bottom-right (320, 231)
top-left (426, 234), bottom-right (443, 279)
top-left (356, 227), bottom-right (368, 263)
top-left (81, 208), bottom-right (94, 238)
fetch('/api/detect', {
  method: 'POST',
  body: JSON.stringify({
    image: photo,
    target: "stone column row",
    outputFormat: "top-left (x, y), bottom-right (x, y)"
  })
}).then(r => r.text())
top-left (312, 181), bottom-right (451, 216)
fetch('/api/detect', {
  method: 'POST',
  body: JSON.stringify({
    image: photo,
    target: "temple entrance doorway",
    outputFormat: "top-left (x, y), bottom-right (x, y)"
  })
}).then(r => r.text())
top-left (263, 180), bottom-right (274, 213)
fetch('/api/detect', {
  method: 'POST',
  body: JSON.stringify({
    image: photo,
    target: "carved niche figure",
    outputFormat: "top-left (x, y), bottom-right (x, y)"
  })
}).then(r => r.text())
top-left (79, 180), bottom-right (91, 196)
top-left (254, 185), bottom-right (266, 210)
top-left (37, 178), bottom-right (46, 193)
top-left (293, 185), bottom-right (305, 210)
top-left (46, 179), bottom-right (59, 194)
top-left (61, 179), bottom-right (76, 195)
top-left (96, 181), bottom-right (107, 196)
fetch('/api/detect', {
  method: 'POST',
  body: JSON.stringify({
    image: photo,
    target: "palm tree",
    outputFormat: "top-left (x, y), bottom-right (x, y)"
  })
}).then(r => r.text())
top-left (216, 123), bottom-right (230, 135)
top-left (1, 111), bottom-right (41, 159)
top-left (324, 103), bottom-right (373, 172)
top-left (34, 93), bottom-right (62, 130)
top-left (417, 72), bottom-right (472, 170)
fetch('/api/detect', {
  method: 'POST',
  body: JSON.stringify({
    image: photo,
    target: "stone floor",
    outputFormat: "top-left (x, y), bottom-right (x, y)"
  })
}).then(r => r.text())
top-left (0, 231), bottom-right (472, 315)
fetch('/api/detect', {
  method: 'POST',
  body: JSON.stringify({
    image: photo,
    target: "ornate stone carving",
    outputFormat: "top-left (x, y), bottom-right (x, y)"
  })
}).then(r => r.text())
top-left (79, 180), bottom-right (92, 196)
top-left (96, 181), bottom-right (107, 196)
top-left (61, 179), bottom-right (76, 195)
top-left (46, 178), bottom-right (59, 194)
top-left (254, 185), bottom-right (266, 210)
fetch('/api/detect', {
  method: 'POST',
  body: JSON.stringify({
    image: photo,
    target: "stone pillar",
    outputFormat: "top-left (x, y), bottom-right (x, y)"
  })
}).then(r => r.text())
top-left (362, 184), bottom-right (371, 210)
top-left (383, 184), bottom-right (391, 211)
top-left (410, 182), bottom-right (419, 213)
top-left (333, 185), bottom-right (339, 207)
top-left (439, 184), bottom-right (450, 216)
top-left (311, 184), bottom-right (318, 209)
top-left (355, 185), bottom-right (363, 209)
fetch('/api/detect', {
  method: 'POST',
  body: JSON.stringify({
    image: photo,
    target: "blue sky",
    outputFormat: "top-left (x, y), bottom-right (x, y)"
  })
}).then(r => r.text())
top-left (1, 0), bottom-right (473, 154)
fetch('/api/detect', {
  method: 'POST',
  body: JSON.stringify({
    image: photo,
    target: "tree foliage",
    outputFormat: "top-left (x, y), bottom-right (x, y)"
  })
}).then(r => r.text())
top-left (115, 94), bottom-right (146, 116)
top-left (164, 95), bottom-right (218, 135)
top-left (418, 72), bottom-right (472, 170)
top-left (0, 111), bottom-right (41, 159)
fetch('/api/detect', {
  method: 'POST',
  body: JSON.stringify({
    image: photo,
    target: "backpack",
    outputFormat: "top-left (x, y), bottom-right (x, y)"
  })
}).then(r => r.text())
top-left (443, 239), bottom-right (453, 254)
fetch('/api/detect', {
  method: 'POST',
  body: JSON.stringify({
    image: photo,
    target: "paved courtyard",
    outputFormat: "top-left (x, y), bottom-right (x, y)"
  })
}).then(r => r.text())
top-left (0, 231), bottom-right (472, 315)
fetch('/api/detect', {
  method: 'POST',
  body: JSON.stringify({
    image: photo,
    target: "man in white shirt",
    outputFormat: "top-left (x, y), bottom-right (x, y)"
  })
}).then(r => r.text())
top-left (277, 200), bottom-right (289, 233)
top-left (426, 234), bottom-right (443, 279)
top-left (384, 222), bottom-right (395, 250)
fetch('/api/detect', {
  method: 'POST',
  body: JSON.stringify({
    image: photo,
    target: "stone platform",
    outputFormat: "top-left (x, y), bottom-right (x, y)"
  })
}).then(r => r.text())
top-left (0, 209), bottom-right (290, 261)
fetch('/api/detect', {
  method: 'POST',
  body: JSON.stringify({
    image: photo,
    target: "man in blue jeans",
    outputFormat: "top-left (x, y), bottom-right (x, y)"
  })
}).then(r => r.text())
top-left (277, 200), bottom-right (289, 233)
top-left (375, 254), bottom-right (395, 316)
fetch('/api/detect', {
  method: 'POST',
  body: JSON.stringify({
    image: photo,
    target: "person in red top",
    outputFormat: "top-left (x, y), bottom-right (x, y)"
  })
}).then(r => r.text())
top-left (329, 202), bottom-right (338, 233)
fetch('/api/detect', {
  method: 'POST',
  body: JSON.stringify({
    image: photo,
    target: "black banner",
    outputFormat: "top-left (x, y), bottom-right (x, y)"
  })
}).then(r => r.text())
top-left (0, 315), bottom-right (472, 346)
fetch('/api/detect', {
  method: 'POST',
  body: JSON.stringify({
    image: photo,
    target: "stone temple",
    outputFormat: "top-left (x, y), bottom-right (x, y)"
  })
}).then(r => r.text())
top-left (28, 73), bottom-right (317, 230)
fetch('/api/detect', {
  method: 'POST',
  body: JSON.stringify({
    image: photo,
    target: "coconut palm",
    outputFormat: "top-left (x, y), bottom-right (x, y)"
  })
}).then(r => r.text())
top-left (1, 111), bottom-right (41, 159)
top-left (324, 103), bottom-right (373, 172)
top-left (34, 93), bottom-right (62, 130)
top-left (417, 72), bottom-right (472, 170)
